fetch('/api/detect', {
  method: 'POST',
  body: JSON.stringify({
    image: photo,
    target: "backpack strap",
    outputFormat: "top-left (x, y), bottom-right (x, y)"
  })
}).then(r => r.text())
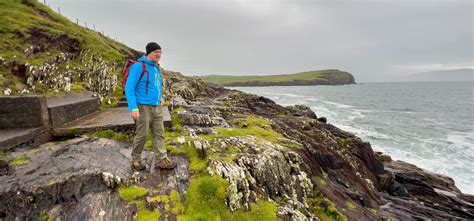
top-left (138, 61), bottom-right (150, 94)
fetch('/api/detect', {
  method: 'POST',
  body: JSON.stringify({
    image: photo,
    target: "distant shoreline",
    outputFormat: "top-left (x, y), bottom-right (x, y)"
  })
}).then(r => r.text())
top-left (196, 69), bottom-right (356, 87)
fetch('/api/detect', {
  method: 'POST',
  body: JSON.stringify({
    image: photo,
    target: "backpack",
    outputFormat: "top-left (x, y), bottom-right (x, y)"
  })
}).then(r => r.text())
top-left (121, 59), bottom-right (150, 94)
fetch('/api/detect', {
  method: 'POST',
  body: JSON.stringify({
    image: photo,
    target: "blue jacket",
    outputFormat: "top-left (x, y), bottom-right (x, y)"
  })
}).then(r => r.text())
top-left (125, 55), bottom-right (163, 112)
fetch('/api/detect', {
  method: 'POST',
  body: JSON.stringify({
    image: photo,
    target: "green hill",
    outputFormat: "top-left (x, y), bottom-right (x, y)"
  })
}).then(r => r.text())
top-left (0, 0), bottom-right (140, 101)
top-left (196, 69), bottom-right (356, 87)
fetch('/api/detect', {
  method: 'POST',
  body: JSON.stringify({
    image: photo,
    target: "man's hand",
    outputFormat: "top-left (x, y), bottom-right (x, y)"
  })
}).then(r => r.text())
top-left (130, 111), bottom-right (140, 120)
top-left (160, 99), bottom-right (165, 106)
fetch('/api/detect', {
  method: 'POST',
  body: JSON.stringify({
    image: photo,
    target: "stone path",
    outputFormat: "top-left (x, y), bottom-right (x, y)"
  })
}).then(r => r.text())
top-left (53, 106), bottom-right (171, 136)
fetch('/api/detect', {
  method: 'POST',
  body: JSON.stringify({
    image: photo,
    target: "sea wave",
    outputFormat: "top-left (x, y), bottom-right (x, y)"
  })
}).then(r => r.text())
top-left (260, 92), bottom-right (305, 98)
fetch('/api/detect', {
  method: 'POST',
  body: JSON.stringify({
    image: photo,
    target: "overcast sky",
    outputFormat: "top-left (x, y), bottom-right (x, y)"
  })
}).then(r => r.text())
top-left (47, 0), bottom-right (473, 82)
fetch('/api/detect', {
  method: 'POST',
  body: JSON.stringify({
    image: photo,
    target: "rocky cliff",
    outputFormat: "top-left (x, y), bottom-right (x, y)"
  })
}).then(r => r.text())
top-left (1, 69), bottom-right (473, 220)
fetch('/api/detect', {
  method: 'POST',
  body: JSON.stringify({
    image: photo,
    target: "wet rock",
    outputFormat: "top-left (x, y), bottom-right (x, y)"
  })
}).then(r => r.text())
top-left (195, 127), bottom-right (218, 135)
top-left (176, 136), bottom-right (186, 144)
top-left (0, 137), bottom-right (137, 219)
top-left (179, 112), bottom-right (212, 126)
top-left (170, 97), bottom-right (188, 108)
top-left (52, 191), bottom-right (135, 221)
top-left (0, 160), bottom-right (8, 176)
top-left (317, 117), bottom-right (327, 123)
top-left (380, 160), bottom-right (474, 220)
top-left (277, 204), bottom-right (308, 221)
top-left (192, 140), bottom-right (207, 159)
top-left (375, 151), bottom-right (392, 162)
top-left (179, 111), bottom-right (227, 127)
top-left (287, 104), bottom-right (317, 119)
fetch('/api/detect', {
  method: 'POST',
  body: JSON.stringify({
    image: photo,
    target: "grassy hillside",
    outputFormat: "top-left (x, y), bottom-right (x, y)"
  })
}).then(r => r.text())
top-left (197, 69), bottom-right (356, 87)
top-left (0, 0), bottom-right (141, 99)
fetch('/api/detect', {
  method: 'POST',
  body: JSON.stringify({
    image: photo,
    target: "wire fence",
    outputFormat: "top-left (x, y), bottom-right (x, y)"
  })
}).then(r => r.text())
top-left (41, 0), bottom-right (122, 44)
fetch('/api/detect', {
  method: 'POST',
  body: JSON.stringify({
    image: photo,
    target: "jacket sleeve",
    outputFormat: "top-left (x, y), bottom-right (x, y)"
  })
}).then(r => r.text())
top-left (125, 63), bottom-right (141, 112)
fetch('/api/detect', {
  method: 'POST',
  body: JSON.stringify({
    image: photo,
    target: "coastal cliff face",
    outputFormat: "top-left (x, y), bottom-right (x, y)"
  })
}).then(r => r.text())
top-left (1, 69), bottom-right (472, 220)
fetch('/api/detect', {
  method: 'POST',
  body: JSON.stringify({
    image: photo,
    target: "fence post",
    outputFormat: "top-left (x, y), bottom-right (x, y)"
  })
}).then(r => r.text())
top-left (76, 18), bottom-right (79, 25)
top-left (84, 21), bottom-right (88, 29)
top-left (93, 24), bottom-right (96, 31)
top-left (57, 7), bottom-right (60, 15)
top-left (43, 0), bottom-right (46, 4)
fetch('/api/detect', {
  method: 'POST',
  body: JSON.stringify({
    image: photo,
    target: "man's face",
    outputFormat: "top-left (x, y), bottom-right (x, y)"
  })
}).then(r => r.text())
top-left (147, 49), bottom-right (162, 62)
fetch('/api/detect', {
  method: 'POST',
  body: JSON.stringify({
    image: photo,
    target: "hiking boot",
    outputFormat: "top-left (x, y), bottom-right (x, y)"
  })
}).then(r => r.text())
top-left (155, 158), bottom-right (176, 170)
top-left (132, 160), bottom-right (146, 171)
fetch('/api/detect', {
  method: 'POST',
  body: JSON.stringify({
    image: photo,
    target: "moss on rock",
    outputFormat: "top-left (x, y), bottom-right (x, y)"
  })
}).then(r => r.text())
top-left (118, 185), bottom-right (149, 202)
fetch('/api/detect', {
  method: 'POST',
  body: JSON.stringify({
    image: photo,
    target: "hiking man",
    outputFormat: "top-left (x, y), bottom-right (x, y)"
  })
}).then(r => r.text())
top-left (125, 42), bottom-right (176, 170)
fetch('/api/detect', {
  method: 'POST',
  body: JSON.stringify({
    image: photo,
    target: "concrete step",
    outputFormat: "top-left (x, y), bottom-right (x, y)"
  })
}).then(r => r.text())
top-left (0, 95), bottom-right (52, 149)
top-left (53, 106), bottom-right (172, 137)
top-left (0, 127), bottom-right (51, 149)
top-left (47, 92), bottom-right (99, 128)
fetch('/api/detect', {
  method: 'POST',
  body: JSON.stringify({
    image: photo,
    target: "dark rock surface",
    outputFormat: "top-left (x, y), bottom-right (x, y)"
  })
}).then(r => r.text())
top-left (0, 137), bottom-right (189, 220)
top-left (0, 137), bottom-right (132, 219)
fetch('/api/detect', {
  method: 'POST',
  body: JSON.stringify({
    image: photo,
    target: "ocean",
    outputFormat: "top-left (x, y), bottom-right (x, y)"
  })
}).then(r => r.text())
top-left (230, 81), bottom-right (474, 195)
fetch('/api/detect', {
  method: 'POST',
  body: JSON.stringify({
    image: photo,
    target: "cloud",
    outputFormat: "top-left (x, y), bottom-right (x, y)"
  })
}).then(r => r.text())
top-left (47, 0), bottom-right (473, 82)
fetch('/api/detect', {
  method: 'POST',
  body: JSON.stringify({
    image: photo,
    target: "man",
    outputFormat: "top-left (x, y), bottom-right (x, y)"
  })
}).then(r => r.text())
top-left (125, 42), bottom-right (176, 170)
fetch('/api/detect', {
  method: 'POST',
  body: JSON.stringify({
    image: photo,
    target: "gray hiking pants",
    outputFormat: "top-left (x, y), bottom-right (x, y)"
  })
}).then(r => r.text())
top-left (131, 105), bottom-right (167, 161)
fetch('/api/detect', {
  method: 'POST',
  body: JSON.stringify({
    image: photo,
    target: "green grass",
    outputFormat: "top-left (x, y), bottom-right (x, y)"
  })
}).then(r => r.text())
top-left (170, 190), bottom-right (185, 215)
top-left (309, 195), bottom-right (348, 221)
top-left (196, 70), bottom-right (354, 86)
top-left (88, 129), bottom-right (130, 141)
top-left (147, 190), bottom-right (184, 215)
top-left (177, 175), bottom-right (278, 221)
top-left (135, 200), bottom-right (161, 221)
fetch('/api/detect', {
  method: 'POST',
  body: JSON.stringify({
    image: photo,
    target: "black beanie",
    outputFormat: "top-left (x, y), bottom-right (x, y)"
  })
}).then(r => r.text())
top-left (146, 42), bottom-right (161, 55)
